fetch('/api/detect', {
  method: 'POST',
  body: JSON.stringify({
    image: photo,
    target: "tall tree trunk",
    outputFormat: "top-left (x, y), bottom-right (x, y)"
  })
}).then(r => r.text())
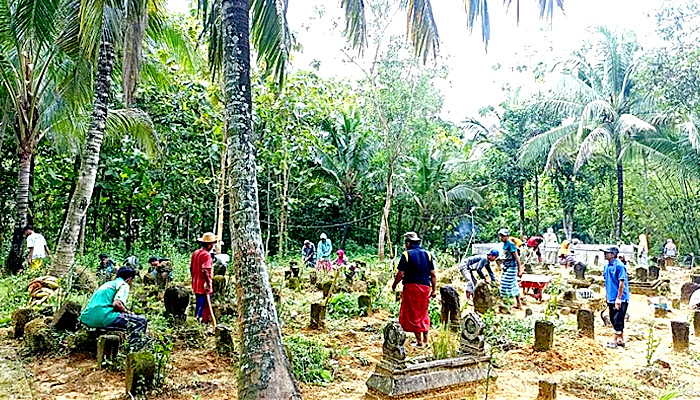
top-left (6, 150), bottom-right (33, 274)
top-left (78, 216), bottom-right (86, 257)
top-left (216, 130), bottom-right (228, 254)
top-left (534, 174), bottom-right (539, 234)
top-left (277, 165), bottom-right (289, 258)
top-left (51, 41), bottom-right (114, 276)
top-left (125, 190), bottom-right (135, 255)
top-left (616, 159), bottom-right (624, 240)
top-left (518, 182), bottom-right (525, 237)
top-left (222, 1), bottom-right (300, 399)
top-left (378, 166), bottom-right (393, 261)
top-left (91, 172), bottom-right (102, 238)
top-left (122, 2), bottom-right (148, 106)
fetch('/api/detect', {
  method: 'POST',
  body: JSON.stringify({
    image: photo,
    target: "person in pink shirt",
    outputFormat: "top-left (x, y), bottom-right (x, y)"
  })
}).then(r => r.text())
top-left (191, 232), bottom-right (216, 324)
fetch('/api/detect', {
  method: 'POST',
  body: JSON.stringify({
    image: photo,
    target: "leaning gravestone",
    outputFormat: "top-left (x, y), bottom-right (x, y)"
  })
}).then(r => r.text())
top-left (649, 265), bottom-right (660, 281)
top-left (216, 325), bottom-right (235, 356)
top-left (681, 283), bottom-right (700, 304)
top-left (126, 352), bottom-right (156, 394)
top-left (473, 281), bottom-right (493, 314)
top-left (635, 267), bottom-right (648, 283)
top-left (573, 263), bottom-right (587, 280)
top-left (577, 309), bottom-right (595, 339)
top-left (671, 321), bottom-right (690, 352)
top-left (52, 301), bottom-right (82, 332)
top-left (440, 286), bottom-right (461, 329)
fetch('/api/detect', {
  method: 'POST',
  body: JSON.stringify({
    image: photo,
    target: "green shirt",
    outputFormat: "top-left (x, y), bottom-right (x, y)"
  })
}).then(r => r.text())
top-left (80, 278), bottom-right (130, 327)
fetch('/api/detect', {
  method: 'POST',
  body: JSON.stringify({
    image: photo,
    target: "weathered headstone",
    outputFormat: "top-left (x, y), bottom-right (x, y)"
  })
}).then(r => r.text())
top-left (358, 294), bottom-right (372, 316)
top-left (649, 265), bottom-right (660, 281)
top-left (381, 321), bottom-right (407, 368)
top-left (473, 281), bottom-right (493, 314)
top-left (24, 317), bottom-right (54, 354)
top-left (216, 325), bottom-right (235, 356)
top-left (577, 309), bottom-right (595, 338)
top-left (671, 321), bottom-right (690, 352)
top-left (11, 308), bottom-right (35, 338)
top-left (459, 312), bottom-right (486, 356)
top-left (525, 308), bottom-right (533, 317)
top-left (286, 277), bottom-right (300, 290)
top-left (573, 262), bottom-right (587, 280)
top-left (635, 267), bottom-right (648, 283)
top-left (163, 286), bottom-right (189, 322)
top-left (96, 335), bottom-right (121, 369)
top-left (534, 320), bottom-right (554, 351)
top-left (125, 352), bottom-right (156, 394)
top-left (694, 310), bottom-right (700, 337)
top-left (310, 303), bottom-right (326, 329)
top-left (212, 275), bottom-right (227, 294)
top-left (537, 379), bottom-right (557, 400)
top-left (51, 301), bottom-right (82, 332)
top-left (440, 286), bottom-right (461, 329)
top-left (681, 283), bottom-right (700, 304)
top-left (562, 289), bottom-right (576, 302)
top-left (322, 281), bottom-right (333, 298)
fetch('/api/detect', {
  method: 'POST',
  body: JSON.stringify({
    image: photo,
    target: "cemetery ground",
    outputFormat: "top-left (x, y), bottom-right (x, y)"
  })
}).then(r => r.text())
top-left (1, 255), bottom-right (700, 400)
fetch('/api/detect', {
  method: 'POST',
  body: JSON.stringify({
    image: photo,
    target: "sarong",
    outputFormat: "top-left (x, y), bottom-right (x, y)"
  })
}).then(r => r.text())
top-left (399, 283), bottom-right (431, 333)
top-left (500, 260), bottom-right (520, 298)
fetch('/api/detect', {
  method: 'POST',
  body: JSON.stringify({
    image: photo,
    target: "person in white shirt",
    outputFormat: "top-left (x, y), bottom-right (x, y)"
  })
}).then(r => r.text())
top-left (24, 226), bottom-right (50, 270)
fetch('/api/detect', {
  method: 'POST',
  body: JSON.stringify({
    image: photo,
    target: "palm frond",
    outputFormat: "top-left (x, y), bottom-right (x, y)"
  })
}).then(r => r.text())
top-left (340, 0), bottom-right (366, 54)
top-left (446, 183), bottom-right (483, 203)
top-left (405, 0), bottom-right (439, 62)
top-left (105, 108), bottom-right (157, 156)
top-left (676, 116), bottom-right (700, 152)
top-left (616, 113), bottom-right (656, 142)
top-left (574, 123), bottom-right (612, 171)
top-left (465, 0), bottom-right (489, 49)
top-left (251, 0), bottom-right (291, 86)
top-left (518, 122), bottom-right (576, 167)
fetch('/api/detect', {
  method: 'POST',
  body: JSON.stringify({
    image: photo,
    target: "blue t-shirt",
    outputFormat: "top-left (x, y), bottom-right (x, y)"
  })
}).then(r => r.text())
top-left (503, 240), bottom-right (517, 262)
top-left (397, 245), bottom-right (435, 286)
top-left (604, 258), bottom-right (630, 303)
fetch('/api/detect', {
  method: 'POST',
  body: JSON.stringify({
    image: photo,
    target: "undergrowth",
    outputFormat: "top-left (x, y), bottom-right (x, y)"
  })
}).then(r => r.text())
top-left (561, 371), bottom-right (656, 400)
top-left (284, 334), bottom-right (334, 385)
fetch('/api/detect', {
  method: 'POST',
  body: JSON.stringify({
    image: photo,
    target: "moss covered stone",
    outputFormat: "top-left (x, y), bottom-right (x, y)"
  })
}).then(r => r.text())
top-left (51, 301), bottom-right (82, 332)
top-left (126, 351), bottom-right (156, 394)
top-left (11, 308), bottom-right (35, 338)
top-left (212, 275), bottom-right (227, 294)
top-left (67, 329), bottom-right (98, 354)
top-left (24, 317), bottom-right (55, 354)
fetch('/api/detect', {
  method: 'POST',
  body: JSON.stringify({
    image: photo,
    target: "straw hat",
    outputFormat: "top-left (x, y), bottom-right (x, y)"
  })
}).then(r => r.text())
top-left (404, 232), bottom-right (421, 243)
top-left (197, 232), bottom-right (217, 243)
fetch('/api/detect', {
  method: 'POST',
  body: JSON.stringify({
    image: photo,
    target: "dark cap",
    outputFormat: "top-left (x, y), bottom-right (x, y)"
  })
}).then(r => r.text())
top-left (600, 246), bottom-right (619, 254)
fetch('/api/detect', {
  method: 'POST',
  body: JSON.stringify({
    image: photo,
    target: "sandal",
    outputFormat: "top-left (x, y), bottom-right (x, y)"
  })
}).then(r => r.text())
top-left (606, 342), bottom-right (618, 348)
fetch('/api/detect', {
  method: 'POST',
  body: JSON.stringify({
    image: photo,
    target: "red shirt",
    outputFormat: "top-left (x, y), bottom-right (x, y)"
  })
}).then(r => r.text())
top-left (191, 248), bottom-right (213, 294)
top-left (527, 236), bottom-right (544, 248)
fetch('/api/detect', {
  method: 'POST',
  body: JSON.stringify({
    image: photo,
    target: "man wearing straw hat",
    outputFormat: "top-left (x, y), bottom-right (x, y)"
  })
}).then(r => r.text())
top-left (191, 232), bottom-right (217, 324)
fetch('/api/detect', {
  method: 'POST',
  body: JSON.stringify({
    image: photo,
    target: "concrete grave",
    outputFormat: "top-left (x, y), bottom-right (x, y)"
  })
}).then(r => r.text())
top-left (51, 301), bottom-right (82, 332)
top-left (365, 315), bottom-right (494, 399)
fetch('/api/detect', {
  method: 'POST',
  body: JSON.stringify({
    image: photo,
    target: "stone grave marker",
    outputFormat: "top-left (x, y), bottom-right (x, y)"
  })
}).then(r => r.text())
top-left (310, 303), bottom-right (326, 329)
top-left (126, 352), bottom-right (156, 394)
top-left (216, 325), bottom-right (235, 356)
top-left (573, 263), bottom-right (586, 280)
top-left (52, 301), bottom-right (82, 332)
top-left (358, 294), bottom-right (372, 316)
top-left (576, 309), bottom-right (595, 338)
top-left (681, 283), bottom-right (700, 304)
top-left (11, 308), bottom-right (35, 338)
top-left (694, 310), bottom-right (700, 336)
top-left (671, 321), bottom-right (690, 352)
top-left (473, 281), bottom-right (493, 314)
top-left (440, 286), bottom-right (461, 329)
top-left (635, 267), bottom-right (648, 283)
top-left (459, 312), bottom-right (486, 356)
top-left (534, 320), bottom-right (554, 351)
top-left (164, 286), bottom-right (189, 323)
top-left (649, 265), bottom-right (660, 281)
top-left (537, 379), bottom-right (557, 400)
top-left (97, 335), bottom-right (121, 369)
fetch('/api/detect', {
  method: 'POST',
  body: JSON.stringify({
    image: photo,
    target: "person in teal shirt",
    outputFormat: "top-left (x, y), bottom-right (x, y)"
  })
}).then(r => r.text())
top-left (317, 233), bottom-right (333, 271)
top-left (80, 267), bottom-right (147, 349)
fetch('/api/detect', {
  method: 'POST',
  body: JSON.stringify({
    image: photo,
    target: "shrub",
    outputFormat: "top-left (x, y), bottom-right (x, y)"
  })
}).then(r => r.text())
top-left (327, 293), bottom-right (360, 319)
top-left (284, 334), bottom-right (333, 385)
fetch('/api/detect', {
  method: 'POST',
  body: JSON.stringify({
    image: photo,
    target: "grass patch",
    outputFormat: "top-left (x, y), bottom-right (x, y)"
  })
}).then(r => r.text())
top-left (560, 371), bottom-right (656, 400)
top-left (284, 334), bottom-right (334, 385)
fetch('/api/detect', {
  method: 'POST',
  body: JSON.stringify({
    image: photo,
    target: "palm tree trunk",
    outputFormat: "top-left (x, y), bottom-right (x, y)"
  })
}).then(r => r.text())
top-left (616, 156), bottom-right (624, 240)
top-left (221, 1), bottom-right (300, 399)
top-left (534, 174), bottom-right (539, 234)
top-left (518, 182), bottom-right (525, 237)
top-left (216, 130), bottom-right (228, 254)
top-left (6, 149), bottom-right (33, 274)
top-left (122, 4), bottom-right (148, 106)
top-left (378, 166), bottom-right (393, 261)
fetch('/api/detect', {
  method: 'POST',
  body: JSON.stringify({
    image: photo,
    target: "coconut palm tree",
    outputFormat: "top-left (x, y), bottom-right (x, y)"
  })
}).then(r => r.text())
top-left (520, 27), bottom-right (657, 239)
top-left (315, 109), bottom-right (375, 248)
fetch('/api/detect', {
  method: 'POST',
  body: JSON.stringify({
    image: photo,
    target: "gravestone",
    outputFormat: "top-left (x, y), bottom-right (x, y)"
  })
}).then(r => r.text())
top-left (671, 321), bottom-right (690, 352)
top-left (216, 325), bottom-right (235, 356)
top-left (358, 294), bottom-right (372, 316)
top-left (96, 335), bottom-right (121, 369)
top-left (291, 265), bottom-right (300, 278)
top-left (537, 379), bottom-right (557, 400)
top-left (440, 286), bottom-right (461, 329)
top-left (381, 321), bottom-right (407, 368)
top-left (573, 263), bottom-right (587, 280)
top-left (310, 303), bottom-right (326, 329)
top-left (525, 308), bottom-right (533, 317)
top-left (694, 310), bottom-right (700, 336)
top-left (649, 265), bottom-right (660, 281)
top-left (681, 283), bottom-right (700, 304)
top-left (692, 275), bottom-right (700, 285)
top-left (459, 312), bottom-right (486, 356)
top-left (164, 286), bottom-right (189, 322)
top-left (51, 301), bottom-right (82, 332)
top-left (534, 320), bottom-right (554, 351)
top-left (576, 309), bottom-right (595, 339)
top-left (562, 289), bottom-right (576, 302)
top-left (212, 275), bottom-right (227, 294)
top-left (12, 308), bottom-right (36, 338)
top-left (309, 271), bottom-right (318, 286)
top-left (473, 281), bottom-right (493, 314)
top-left (126, 352), bottom-right (156, 394)
top-left (635, 267), bottom-right (648, 283)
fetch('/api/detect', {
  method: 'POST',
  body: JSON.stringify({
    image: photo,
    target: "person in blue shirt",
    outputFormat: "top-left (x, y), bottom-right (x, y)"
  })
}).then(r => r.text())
top-left (458, 249), bottom-right (499, 300)
top-left (498, 229), bottom-right (523, 309)
top-left (602, 246), bottom-right (630, 348)
top-left (317, 233), bottom-right (333, 271)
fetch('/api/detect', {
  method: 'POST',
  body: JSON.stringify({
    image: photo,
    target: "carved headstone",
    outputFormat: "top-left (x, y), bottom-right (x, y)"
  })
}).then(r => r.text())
top-left (681, 283), bottom-right (700, 304)
top-left (648, 265), bottom-right (660, 281)
top-left (382, 321), bottom-right (407, 369)
top-left (440, 286), bottom-right (461, 329)
top-left (51, 301), bottom-right (82, 332)
top-left (126, 352), bottom-right (156, 394)
top-left (459, 312), bottom-right (486, 356)
top-left (577, 309), bottom-right (595, 339)
top-left (671, 321), bottom-right (689, 352)
top-left (573, 262), bottom-right (587, 280)
top-left (473, 281), bottom-right (493, 314)
top-left (635, 267), bottom-right (648, 283)
top-left (216, 325), bottom-right (235, 356)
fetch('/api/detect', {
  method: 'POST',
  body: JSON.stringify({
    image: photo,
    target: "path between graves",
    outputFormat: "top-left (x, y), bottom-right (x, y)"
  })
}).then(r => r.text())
top-left (0, 343), bottom-right (33, 399)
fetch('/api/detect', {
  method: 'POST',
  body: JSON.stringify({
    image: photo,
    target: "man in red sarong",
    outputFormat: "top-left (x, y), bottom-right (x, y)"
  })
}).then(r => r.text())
top-left (391, 232), bottom-right (436, 348)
